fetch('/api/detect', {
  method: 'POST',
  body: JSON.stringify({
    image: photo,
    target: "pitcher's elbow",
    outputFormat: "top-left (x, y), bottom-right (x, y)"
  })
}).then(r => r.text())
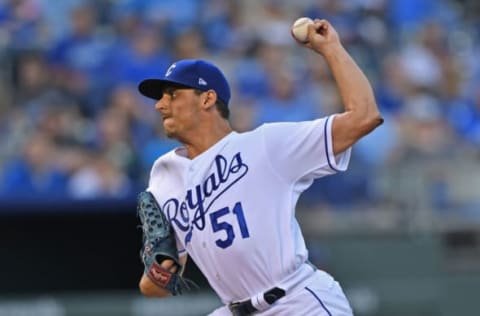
top-left (369, 110), bottom-right (384, 129)
top-left (347, 100), bottom-right (383, 127)
top-left (359, 109), bottom-right (384, 135)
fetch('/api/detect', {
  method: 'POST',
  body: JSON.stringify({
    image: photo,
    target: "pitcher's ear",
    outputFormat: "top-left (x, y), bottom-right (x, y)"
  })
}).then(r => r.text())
top-left (201, 90), bottom-right (218, 110)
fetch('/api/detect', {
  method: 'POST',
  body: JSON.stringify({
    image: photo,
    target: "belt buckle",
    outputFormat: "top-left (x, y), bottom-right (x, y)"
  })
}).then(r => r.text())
top-left (228, 287), bottom-right (285, 316)
top-left (228, 302), bottom-right (243, 316)
top-left (264, 287), bottom-right (286, 304)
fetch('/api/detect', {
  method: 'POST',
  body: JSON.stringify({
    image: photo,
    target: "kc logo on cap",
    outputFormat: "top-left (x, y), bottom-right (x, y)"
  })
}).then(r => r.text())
top-left (165, 64), bottom-right (176, 77)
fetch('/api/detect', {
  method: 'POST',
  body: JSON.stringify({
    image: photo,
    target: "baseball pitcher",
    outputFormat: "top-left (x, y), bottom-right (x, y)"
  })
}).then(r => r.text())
top-left (136, 19), bottom-right (383, 315)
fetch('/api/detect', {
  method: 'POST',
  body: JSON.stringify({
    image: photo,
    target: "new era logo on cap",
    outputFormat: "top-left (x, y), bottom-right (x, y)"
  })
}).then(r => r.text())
top-left (138, 59), bottom-right (231, 105)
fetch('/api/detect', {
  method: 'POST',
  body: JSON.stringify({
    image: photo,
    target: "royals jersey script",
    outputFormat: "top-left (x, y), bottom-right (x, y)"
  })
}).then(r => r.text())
top-left (147, 116), bottom-right (351, 305)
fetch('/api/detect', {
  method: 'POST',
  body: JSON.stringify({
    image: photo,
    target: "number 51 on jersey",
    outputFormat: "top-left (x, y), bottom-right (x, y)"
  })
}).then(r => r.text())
top-left (209, 202), bottom-right (250, 249)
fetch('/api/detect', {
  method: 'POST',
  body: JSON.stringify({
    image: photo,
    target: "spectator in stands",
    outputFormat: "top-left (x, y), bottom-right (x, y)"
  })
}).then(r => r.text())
top-left (0, 132), bottom-right (68, 198)
top-left (109, 24), bottom-right (172, 86)
top-left (47, 2), bottom-right (113, 116)
top-left (0, 0), bottom-right (477, 211)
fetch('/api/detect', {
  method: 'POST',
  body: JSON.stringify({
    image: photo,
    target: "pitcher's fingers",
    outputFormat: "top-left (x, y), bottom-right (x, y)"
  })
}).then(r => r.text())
top-left (161, 259), bottom-right (174, 269)
top-left (161, 259), bottom-right (178, 273)
top-left (313, 20), bottom-right (329, 34)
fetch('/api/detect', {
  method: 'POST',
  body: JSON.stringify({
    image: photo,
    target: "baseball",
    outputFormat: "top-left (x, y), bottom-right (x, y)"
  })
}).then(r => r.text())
top-left (291, 17), bottom-right (313, 43)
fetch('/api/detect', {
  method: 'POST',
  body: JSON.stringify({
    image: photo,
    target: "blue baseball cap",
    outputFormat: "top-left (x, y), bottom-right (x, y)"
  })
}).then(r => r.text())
top-left (138, 59), bottom-right (231, 105)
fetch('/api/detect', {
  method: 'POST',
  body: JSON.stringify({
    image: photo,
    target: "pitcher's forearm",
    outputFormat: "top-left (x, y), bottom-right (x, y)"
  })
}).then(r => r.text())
top-left (303, 19), bottom-right (383, 154)
top-left (139, 273), bottom-right (172, 297)
top-left (322, 44), bottom-right (378, 117)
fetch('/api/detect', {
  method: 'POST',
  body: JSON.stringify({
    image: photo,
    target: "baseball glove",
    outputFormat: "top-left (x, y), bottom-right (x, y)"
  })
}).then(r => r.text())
top-left (137, 191), bottom-right (196, 295)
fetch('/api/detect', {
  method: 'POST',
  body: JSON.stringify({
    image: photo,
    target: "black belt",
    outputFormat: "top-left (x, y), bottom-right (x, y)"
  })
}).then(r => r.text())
top-left (228, 287), bottom-right (286, 316)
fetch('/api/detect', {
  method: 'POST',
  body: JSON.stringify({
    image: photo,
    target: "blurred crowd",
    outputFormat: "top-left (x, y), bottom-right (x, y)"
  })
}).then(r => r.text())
top-left (0, 0), bottom-right (479, 215)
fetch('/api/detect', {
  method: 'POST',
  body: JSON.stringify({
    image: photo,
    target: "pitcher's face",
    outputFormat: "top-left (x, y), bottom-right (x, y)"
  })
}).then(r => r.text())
top-left (155, 85), bottom-right (203, 139)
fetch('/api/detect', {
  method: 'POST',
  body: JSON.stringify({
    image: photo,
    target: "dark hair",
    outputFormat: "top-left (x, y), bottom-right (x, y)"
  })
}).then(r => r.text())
top-left (215, 99), bottom-right (230, 119)
top-left (194, 89), bottom-right (230, 119)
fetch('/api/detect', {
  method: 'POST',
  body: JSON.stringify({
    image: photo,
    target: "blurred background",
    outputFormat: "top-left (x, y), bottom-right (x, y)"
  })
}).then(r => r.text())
top-left (0, 0), bottom-right (479, 315)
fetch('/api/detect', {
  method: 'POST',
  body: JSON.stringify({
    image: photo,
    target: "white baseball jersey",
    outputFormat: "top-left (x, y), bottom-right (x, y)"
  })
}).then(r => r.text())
top-left (147, 115), bottom-right (351, 305)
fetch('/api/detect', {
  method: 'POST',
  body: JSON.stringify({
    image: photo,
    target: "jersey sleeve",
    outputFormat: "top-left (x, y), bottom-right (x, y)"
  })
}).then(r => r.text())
top-left (146, 156), bottom-right (187, 256)
top-left (260, 115), bottom-right (351, 183)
